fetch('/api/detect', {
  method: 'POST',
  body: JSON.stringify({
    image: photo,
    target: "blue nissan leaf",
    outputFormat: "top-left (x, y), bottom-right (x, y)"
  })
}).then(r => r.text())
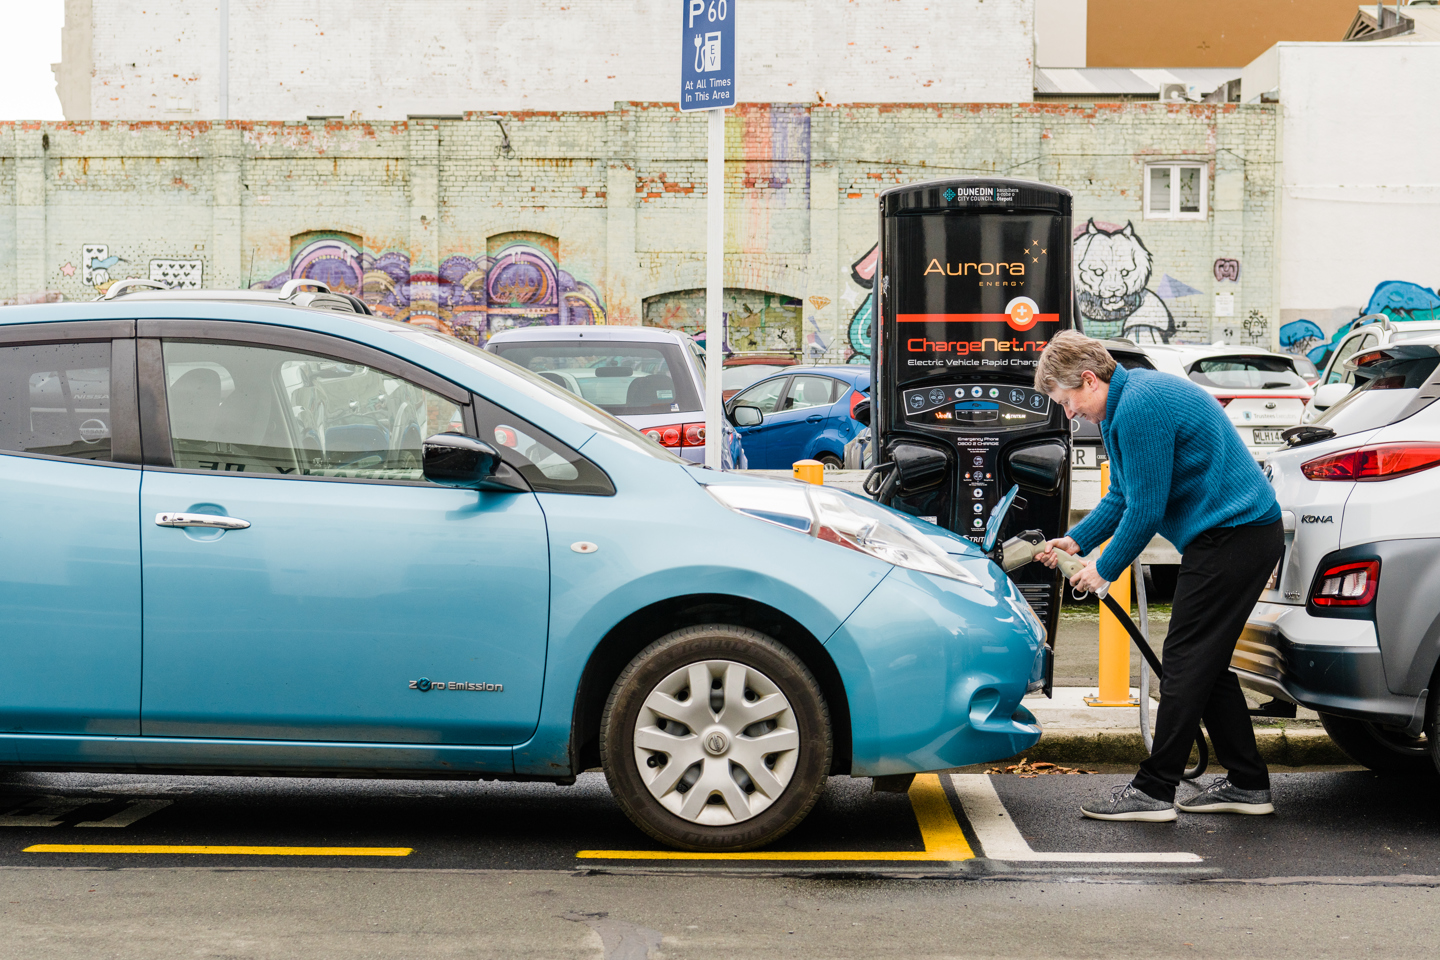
top-left (0, 285), bottom-right (1045, 851)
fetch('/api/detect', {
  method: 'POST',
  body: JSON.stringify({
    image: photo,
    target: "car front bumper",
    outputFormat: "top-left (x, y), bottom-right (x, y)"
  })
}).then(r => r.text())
top-left (825, 565), bottom-right (1044, 777)
top-left (1232, 601), bottom-right (1419, 727)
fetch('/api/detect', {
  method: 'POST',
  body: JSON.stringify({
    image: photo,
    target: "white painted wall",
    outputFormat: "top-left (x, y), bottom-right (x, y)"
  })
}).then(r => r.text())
top-left (1034, 0), bottom-right (1085, 68)
top-left (78, 0), bottom-right (1035, 120)
top-left (1269, 42), bottom-right (1440, 332)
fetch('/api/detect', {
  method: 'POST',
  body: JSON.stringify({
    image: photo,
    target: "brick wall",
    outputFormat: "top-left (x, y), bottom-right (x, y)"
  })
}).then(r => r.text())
top-left (0, 101), bottom-right (1279, 355)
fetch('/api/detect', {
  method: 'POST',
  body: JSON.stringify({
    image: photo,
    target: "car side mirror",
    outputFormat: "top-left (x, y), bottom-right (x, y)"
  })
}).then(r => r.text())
top-left (1005, 439), bottom-right (1067, 497)
top-left (1311, 382), bottom-right (1352, 409)
top-left (731, 405), bottom-right (763, 427)
top-left (851, 397), bottom-right (871, 427)
top-left (422, 433), bottom-right (526, 491)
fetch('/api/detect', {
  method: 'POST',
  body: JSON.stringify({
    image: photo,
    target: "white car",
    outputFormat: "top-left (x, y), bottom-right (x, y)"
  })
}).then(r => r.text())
top-left (1232, 337), bottom-right (1440, 774)
top-left (486, 325), bottom-right (743, 468)
top-left (1302, 316), bottom-right (1440, 423)
top-left (1104, 340), bottom-right (1314, 463)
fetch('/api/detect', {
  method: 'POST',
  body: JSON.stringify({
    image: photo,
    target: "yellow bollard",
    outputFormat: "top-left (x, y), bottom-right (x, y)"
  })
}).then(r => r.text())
top-left (1084, 460), bottom-right (1140, 707)
top-left (792, 459), bottom-right (825, 485)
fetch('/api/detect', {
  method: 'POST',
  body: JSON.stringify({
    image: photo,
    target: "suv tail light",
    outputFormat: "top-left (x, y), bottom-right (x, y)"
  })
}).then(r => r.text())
top-left (642, 423), bottom-right (706, 448)
top-left (1310, 560), bottom-right (1379, 606)
top-left (1301, 442), bottom-right (1440, 481)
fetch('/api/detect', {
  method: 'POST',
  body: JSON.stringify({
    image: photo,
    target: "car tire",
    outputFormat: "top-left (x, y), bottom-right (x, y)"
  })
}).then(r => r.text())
top-left (1319, 712), bottom-right (1436, 776)
top-left (600, 624), bottom-right (832, 851)
top-left (815, 453), bottom-right (843, 471)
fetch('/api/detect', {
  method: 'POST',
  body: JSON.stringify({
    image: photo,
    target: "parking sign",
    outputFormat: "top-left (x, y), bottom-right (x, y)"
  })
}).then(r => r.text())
top-left (680, 0), bottom-right (735, 111)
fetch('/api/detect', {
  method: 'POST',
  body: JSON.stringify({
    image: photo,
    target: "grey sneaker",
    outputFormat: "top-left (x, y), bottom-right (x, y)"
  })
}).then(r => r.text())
top-left (1176, 777), bottom-right (1274, 815)
top-left (1081, 783), bottom-right (1177, 822)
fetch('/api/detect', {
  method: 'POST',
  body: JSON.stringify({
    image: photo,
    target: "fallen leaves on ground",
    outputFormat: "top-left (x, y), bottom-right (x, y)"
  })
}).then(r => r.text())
top-left (985, 758), bottom-right (1096, 777)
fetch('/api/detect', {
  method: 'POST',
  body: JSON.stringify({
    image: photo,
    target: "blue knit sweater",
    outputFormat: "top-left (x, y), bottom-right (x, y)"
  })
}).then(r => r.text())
top-left (1068, 364), bottom-right (1281, 582)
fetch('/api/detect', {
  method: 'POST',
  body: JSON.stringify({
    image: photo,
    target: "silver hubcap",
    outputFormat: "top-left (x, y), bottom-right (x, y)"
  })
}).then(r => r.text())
top-left (633, 659), bottom-right (800, 826)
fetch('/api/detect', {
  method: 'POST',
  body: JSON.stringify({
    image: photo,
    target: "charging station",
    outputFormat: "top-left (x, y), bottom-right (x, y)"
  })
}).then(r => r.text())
top-left (869, 177), bottom-right (1075, 667)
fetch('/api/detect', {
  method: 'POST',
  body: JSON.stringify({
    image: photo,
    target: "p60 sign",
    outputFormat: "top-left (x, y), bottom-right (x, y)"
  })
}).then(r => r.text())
top-left (680, 0), bottom-right (736, 111)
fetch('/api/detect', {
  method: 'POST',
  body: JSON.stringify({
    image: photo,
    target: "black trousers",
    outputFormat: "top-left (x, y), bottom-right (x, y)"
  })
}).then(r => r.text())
top-left (1131, 520), bottom-right (1284, 802)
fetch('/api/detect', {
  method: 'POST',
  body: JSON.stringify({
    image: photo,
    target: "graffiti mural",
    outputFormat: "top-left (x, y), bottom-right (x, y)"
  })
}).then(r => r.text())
top-left (845, 244), bottom-right (877, 365)
top-left (1280, 279), bottom-right (1440, 368)
top-left (643, 288), bottom-right (802, 355)
top-left (1072, 220), bottom-right (1177, 343)
top-left (258, 232), bottom-right (604, 345)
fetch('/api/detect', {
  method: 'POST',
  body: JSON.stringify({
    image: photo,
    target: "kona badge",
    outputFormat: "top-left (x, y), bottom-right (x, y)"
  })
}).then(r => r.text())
top-left (1300, 515), bottom-right (1334, 524)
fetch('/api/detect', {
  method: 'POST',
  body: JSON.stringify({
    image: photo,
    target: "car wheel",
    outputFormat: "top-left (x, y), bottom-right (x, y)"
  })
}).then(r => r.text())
top-left (816, 453), bottom-right (843, 471)
top-left (1319, 712), bottom-right (1436, 776)
top-left (600, 624), bottom-right (832, 851)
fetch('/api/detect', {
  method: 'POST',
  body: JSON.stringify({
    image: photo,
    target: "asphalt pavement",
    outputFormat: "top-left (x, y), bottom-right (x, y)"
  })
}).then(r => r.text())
top-left (5, 767), bottom-right (1439, 957)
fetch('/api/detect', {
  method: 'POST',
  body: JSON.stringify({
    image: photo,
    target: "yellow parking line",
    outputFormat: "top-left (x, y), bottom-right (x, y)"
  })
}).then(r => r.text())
top-left (25, 844), bottom-right (412, 857)
top-left (577, 773), bottom-right (974, 861)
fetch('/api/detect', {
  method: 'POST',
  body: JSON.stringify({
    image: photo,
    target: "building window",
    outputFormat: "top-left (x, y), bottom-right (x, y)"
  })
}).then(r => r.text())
top-left (1144, 164), bottom-right (1207, 220)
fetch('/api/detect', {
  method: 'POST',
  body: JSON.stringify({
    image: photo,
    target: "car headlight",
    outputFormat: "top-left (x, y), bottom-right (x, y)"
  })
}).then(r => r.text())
top-left (706, 484), bottom-right (982, 586)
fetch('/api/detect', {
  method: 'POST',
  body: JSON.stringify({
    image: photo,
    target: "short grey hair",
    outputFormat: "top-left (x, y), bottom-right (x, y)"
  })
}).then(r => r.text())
top-left (1033, 330), bottom-right (1117, 393)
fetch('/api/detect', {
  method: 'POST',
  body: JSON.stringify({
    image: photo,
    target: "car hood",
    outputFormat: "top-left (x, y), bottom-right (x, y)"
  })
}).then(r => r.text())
top-left (683, 466), bottom-right (987, 561)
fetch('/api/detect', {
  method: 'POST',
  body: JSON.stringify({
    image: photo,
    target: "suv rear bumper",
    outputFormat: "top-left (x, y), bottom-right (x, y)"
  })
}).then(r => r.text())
top-left (1232, 602), bottom-right (1420, 727)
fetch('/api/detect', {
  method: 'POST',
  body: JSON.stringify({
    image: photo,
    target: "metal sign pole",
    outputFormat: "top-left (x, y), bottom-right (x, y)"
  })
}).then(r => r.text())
top-left (704, 108), bottom-right (725, 469)
top-left (680, 0), bottom-right (735, 469)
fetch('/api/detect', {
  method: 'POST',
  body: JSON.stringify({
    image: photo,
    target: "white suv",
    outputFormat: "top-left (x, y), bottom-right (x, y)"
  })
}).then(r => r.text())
top-left (1232, 336), bottom-right (1440, 774)
top-left (1303, 315), bottom-right (1440, 422)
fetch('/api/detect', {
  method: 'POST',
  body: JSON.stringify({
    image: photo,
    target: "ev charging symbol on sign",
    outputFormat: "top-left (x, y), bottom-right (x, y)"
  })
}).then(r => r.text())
top-left (681, 0), bottom-right (736, 111)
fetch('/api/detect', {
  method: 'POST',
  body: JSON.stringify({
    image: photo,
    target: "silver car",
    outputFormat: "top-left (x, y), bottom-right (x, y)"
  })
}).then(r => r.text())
top-left (1233, 336), bottom-right (1440, 774)
top-left (486, 325), bottom-right (742, 468)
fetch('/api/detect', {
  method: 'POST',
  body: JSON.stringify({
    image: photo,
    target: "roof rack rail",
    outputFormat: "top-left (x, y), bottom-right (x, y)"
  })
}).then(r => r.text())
top-left (280, 279), bottom-right (331, 300)
top-left (99, 278), bottom-right (167, 301)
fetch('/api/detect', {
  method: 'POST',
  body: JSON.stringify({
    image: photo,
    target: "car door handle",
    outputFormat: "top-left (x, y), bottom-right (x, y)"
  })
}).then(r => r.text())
top-left (805, 414), bottom-right (824, 423)
top-left (155, 512), bottom-right (251, 530)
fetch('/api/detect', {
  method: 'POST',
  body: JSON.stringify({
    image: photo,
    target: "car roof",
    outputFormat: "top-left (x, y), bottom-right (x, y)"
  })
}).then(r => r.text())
top-left (486, 325), bottom-right (692, 345)
top-left (31, 280), bottom-right (377, 316)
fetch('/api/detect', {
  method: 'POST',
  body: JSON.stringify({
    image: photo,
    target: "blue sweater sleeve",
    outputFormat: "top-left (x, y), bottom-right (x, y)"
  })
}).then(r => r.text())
top-left (1093, 395), bottom-right (1176, 582)
top-left (1068, 484), bottom-right (1124, 556)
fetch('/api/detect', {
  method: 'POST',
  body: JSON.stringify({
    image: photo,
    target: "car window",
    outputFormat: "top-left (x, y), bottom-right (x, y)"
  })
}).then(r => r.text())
top-left (722, 364), bottom-right (787, 392)
top-left (471, 394), bottom-right (614, 496)
top-left (162, 340), bottom-right (463, 481)
top-left (783, 375), bottom-right (841, 411)
top-left (1341, 335), bottom-right (1378, 385)
top-left (1327, 334), bottom-right (1365, 384)
top-left (1187, 356), bottom-right (1307, 391)
top-left (1291, 355), bottom-right (1319, 381)
top-left (732, 377), bottom-right (788, 415)
top-left (1315, 355), bottom-right (1440, 435)
top-left (488, 341), bottom-right (701, 416)
top-left (0, 342), bottom-right (115, 462)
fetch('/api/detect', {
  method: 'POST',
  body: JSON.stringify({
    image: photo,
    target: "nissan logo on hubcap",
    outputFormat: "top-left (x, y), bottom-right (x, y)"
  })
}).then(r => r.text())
top-left (704, 731), bottom-right (729, 755)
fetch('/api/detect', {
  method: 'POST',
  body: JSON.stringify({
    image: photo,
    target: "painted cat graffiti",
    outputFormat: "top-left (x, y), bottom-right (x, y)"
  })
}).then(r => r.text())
top-left (1072, 220), bottom-right (1175, 343)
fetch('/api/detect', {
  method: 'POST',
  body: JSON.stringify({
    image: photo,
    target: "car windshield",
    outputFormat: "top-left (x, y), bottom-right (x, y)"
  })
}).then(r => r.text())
top-left (1314, 355), bottom-right (1440, 435)
top-left (489, 341), bottom-right (702, 417)
top-left (1187, 356), bottom-right (1307, 391)
top-left (1291, 356), bottom-right (1319, 380)
top-left (386, 328), bottom-right (684, 463)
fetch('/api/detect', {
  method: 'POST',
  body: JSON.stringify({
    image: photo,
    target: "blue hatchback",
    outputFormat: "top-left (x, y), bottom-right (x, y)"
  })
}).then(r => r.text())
top-left (725, 366), bottom-right (870, 470)
top-left (0, 291), bottom-right (1044, 851)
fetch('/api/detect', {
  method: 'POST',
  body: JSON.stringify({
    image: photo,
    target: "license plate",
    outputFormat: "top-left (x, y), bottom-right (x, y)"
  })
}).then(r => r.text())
top-left (1253, 429), bottom-right (1284, 445)
top-left (1070, 445), bottom-right (1100, 469)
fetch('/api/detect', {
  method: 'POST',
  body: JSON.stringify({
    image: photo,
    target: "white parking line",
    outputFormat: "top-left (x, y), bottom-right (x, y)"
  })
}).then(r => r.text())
top-left (0, 797), bottom-right (96, 828)
top-left (76, 799), bottom-right (173, 828)
top-left (949, 775), bottom-right (1203, 863)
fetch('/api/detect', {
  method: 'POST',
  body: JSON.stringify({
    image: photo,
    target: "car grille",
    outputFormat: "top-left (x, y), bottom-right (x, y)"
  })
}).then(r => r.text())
top-left (1018, 583), bottom-right (1053, 628)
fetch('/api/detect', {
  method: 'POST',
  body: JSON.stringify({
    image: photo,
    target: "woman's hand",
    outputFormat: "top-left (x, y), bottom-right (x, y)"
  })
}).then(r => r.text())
top-left (1035, 536), bottom-right (1080, 569)
top-left (1068, 560), bottom-right (1110, 596)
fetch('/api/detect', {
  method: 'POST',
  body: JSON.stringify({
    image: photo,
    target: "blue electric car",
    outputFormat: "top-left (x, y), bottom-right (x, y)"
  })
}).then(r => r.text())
top-left (725, 365), bottom-right (870, 470)
top-left (0, 285), bottom-right (1045, 851)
